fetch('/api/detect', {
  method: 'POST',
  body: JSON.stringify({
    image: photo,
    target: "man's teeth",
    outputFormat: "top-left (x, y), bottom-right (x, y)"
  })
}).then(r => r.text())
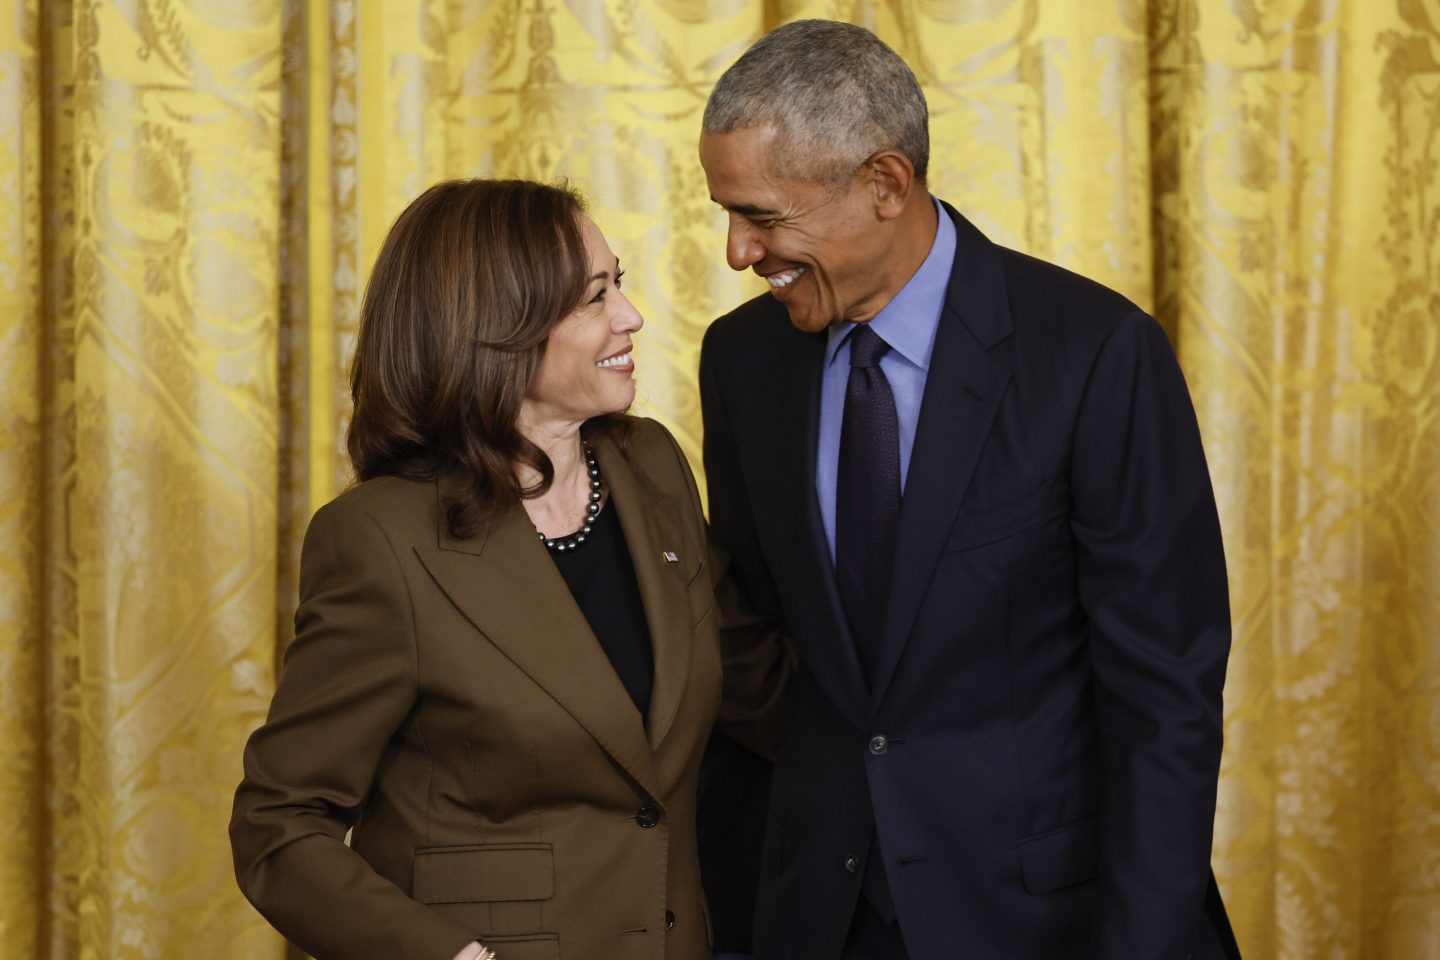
top-left (767, 267), bottom-right (806, 288)
top-left (596, 352), bottom-right (632, 369)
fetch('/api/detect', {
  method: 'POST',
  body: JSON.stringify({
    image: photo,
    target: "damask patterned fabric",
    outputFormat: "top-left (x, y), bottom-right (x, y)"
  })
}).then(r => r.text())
top-left (1, 2), bottom-right (1436, 958)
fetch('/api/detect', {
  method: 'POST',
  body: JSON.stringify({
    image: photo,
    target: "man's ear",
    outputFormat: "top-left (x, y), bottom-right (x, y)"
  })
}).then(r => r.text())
top-left (866, 150), bottom-right (916, 221)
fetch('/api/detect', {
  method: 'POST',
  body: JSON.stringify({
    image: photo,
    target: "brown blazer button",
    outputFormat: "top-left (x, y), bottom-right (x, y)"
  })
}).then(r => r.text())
top-left (665, 910), bottom-right (676, 929)
top-left (636, 804), bottom-right (660, 828)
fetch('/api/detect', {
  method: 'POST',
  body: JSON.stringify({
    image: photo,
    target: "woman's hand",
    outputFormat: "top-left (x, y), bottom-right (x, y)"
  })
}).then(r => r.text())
top-left (451, 942), bottom-right (490, 960)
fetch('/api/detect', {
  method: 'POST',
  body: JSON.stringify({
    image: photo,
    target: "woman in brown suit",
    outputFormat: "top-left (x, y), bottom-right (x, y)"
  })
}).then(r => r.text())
top-left (230, 179), bottom-right (781, 960)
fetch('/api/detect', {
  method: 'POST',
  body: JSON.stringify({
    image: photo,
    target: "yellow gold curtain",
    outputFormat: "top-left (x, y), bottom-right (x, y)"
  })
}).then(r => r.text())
top-left (2, 2), bottom-right (1435, 957)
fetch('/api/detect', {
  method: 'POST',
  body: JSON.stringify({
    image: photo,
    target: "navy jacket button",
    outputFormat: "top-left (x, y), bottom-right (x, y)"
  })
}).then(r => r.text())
top-left (868, 735), bottom-right (888, 755)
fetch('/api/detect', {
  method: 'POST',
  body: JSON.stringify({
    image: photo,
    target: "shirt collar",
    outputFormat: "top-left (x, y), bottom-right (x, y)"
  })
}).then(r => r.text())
top-left (825, 199), bottom-right (956, 370)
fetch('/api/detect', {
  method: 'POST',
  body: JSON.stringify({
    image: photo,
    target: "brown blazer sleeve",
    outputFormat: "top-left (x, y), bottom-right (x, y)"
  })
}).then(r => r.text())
top-left (229, 498), bottom-right (475, 960)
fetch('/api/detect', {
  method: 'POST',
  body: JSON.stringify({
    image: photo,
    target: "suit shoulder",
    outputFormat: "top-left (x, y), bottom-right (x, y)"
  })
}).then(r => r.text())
top-left (622, 416), bottom-right (691, 480)
top-left (310, 475), bottom-right (434, 546)
top-left (997, 246), bottom-right (1148, 339)
top-left (703, 291), bottom-right (789, 353)
top-left (702, 292), bottom-right (821, 396)
top-left (623, 415), bottom-right (674, 455)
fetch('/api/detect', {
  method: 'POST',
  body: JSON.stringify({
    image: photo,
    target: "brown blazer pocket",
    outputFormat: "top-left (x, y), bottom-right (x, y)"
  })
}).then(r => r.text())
top-left (1016, 815), bottom-right (1099, 893)
top-left (473, 933), bottom-right (559, 960)
top-left (948, 481), bottom-right (1067, 552)
top-left (413, 843), bottom-right (555, 903)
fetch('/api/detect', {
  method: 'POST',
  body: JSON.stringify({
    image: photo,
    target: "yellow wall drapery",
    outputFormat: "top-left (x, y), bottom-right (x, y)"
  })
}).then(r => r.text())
top-left (2, 2), bottom-right (1436, 957)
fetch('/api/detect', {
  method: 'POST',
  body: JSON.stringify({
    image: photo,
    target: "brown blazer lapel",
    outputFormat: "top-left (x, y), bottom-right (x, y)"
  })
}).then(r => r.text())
top-left (592, 432), bottom-right (693, 752)
top-left (414, 479), bottom-right (662, 802)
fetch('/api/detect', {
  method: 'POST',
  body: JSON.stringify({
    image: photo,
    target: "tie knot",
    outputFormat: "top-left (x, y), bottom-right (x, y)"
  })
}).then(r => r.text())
top-left (848, 325), bottom-right (891, 369)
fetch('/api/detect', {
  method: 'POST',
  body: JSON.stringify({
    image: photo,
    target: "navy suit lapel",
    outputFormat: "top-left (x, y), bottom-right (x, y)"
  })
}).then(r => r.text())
top-left (869, 206), bottom-right (1014, 711)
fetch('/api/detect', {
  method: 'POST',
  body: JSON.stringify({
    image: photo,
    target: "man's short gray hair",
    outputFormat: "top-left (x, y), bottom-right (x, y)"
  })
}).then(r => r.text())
top-left (703, 19), bottom-right (929, 189)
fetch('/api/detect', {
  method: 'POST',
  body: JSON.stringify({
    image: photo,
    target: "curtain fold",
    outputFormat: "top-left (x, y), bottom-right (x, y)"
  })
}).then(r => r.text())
top-left (1, 2), bottom-right (1435, 957)
top-left (0, 0), bottom-right (44, 954)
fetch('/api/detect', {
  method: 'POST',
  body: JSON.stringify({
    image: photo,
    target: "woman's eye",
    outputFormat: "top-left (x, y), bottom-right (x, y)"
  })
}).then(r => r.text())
top-left (589, 288), bottom-right (606, 304)
top-left (614, 271), bottom-right (625, 289)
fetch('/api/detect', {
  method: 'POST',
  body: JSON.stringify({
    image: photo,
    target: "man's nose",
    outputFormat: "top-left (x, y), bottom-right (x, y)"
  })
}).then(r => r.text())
top-left (726, 221), bottom-right (764, 272)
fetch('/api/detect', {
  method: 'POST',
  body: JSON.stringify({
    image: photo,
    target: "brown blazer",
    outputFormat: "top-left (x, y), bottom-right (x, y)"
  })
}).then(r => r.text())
top-left (231, 418), bottom-right (748, 960)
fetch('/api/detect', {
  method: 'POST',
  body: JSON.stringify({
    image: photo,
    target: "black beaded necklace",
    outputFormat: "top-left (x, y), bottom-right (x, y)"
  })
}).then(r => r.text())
top-left (537, 443), bottom-right (603, 553)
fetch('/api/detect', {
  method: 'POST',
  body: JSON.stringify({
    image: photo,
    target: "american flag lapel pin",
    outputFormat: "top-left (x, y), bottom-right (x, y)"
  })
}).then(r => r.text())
top-left (663, 550), bottom-right (679, 563)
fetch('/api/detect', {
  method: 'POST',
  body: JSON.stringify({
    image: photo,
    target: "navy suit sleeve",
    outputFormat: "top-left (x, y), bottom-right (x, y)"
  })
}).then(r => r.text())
top-left (699, 326), bottom-right (783, 619)
top-left (696, 328), bottom-right (788, 953)
top-left (1068, 312), bottom-right (1231, 958)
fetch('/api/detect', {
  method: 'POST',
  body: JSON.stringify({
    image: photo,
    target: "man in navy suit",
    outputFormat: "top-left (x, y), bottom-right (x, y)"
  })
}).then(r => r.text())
top-left (696, 19), bottom-right (1242, 960)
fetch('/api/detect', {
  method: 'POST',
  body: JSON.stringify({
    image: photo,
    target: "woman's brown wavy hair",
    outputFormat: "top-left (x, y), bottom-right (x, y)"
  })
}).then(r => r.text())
top-left (347, 178), bottom-right (627, 538)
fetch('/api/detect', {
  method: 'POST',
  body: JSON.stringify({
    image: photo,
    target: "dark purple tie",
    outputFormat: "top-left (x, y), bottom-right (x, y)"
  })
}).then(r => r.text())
top-left (835, 324), bottom-right (901, 679)
top-left (835, 324), bottom-right (902, 925)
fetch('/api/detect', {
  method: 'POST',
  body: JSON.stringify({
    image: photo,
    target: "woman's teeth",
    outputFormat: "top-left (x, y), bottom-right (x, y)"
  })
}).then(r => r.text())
top-left (767, 267), bottom-right (806, 288)
top-left (596, 352), bottom-right (632, 369)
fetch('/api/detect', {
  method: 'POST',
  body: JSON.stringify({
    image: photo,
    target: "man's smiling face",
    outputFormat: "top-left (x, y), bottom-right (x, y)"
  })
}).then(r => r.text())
top-left (699, 126), bottom-right (896, 333)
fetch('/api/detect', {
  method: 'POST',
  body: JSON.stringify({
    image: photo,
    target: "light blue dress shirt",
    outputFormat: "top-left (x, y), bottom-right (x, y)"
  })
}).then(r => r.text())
top-left (816, 201), bottom-right (956, 560)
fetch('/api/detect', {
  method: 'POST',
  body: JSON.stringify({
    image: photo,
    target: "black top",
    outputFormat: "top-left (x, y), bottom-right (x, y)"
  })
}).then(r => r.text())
top-left (549, 499), bottom-right (655, 720)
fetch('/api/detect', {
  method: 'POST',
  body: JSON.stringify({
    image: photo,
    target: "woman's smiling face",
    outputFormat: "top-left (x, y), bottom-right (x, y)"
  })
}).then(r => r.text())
top-left (523, 215), bottom-right (644, 426)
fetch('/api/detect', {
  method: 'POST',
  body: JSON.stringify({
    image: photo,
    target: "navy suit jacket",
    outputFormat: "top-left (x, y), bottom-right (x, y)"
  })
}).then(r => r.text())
top-left (698, 202), bottom-right (1242, 960)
